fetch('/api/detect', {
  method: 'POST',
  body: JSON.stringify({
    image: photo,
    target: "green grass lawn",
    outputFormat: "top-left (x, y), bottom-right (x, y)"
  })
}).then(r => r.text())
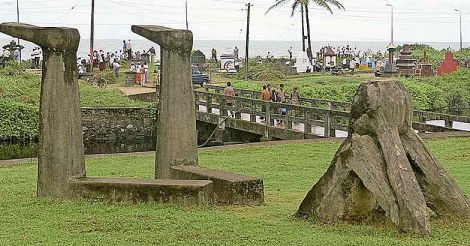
top-left (1, 138), bottom-right (469, 245)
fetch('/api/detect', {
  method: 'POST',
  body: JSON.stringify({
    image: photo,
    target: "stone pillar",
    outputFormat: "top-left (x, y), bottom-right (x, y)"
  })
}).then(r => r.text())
top-left (131, 25), bottom-right (197, 179)
top-left (0, 23), bottom-right (85, 198)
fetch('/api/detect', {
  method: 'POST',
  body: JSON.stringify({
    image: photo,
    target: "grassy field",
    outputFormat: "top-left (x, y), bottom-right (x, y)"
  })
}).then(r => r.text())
top-left (0, 73), bottom-right (148, 108)
top-left (1, 138), bottom-right (469, 245)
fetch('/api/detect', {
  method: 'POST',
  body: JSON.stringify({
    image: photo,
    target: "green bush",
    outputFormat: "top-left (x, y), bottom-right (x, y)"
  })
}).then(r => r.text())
top-left (0, 68), bottom-right (148, 139)
top-left (401, 79), bottom-right (446, 111)
top-left (237, 63), bottom-right (286, 81)
top-left (0, 61), bottom-right (29, 76)
top-left (0, 73), bottom-right (41, 106)
top-left (447, 88), bottom-right (469, 113)
top-left (0, 99), bottom-right (38, 140)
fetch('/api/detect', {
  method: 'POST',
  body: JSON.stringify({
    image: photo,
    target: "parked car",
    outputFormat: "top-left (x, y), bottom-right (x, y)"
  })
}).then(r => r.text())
top-left (192, 65), bottom-right (209, 85)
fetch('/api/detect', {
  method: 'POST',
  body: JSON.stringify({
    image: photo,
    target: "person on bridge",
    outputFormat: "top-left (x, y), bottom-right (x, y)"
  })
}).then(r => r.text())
top-left (224, 82), bottom-right (235, 117)
top-left (290, 87), bottom-right (300, 121)
top-left (260, 85), bottom-right (271, 122)
top-left (290, 87), bottom-right (300, 105)
top-left (278, 84), bottom-right (287, 125)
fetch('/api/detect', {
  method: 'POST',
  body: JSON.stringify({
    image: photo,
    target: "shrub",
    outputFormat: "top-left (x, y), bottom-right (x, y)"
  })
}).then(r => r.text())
top-left (0, 99), bottom-right (38, 140)
top-left (237, 63), bottom-right (286, 81)
top-left (447, 88), bottom-right (469, 113)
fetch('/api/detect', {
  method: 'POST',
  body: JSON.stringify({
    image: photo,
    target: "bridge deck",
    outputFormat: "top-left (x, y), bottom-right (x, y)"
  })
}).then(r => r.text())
top-left (194, 90), bottom-right (465, 140)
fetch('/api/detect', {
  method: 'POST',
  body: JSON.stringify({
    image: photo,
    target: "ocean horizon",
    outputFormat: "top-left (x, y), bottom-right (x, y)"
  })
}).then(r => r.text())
top-left (2, 38), bottom-right (468, 61)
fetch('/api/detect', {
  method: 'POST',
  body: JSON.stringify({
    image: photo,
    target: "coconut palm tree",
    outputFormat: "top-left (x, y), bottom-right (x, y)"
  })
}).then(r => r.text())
top-left (266, 0), bottom-right (345, 60)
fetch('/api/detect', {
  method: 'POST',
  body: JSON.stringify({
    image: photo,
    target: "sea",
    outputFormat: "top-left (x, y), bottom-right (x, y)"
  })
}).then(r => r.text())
top-left (2, 39), bottom-right (469, 60)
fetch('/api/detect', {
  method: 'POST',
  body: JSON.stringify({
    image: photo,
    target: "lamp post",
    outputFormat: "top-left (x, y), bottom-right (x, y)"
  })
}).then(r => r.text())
top-left (16, 0), bottom-right (21, 61)
top-left (455, 9), bottom-right (463, 50)
top-left (386, 3), bottom-right (394, 44)
top-left (384, 3), bottom-right (397, 76)
top-left (90, 0), bottom-right (95, 73)
top-left (185, 0), bottom-right (189, 30)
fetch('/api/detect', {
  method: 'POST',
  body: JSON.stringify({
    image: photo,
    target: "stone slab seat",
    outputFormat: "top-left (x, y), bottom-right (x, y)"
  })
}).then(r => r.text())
top-left (170, 165), bottom-right (264, 205)
top-left (70, 177), bottom-right (214, 206)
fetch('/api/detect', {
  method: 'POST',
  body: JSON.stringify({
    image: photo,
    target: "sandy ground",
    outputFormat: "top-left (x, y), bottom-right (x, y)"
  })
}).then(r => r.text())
top-left (118, 85), bottom-right (156, 96)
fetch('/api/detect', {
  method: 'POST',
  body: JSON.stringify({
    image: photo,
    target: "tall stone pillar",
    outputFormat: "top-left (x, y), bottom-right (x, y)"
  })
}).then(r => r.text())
top-left (131, 25), bottom-right (198, 179)
top-left (0, 23), bottom-right (85, 198)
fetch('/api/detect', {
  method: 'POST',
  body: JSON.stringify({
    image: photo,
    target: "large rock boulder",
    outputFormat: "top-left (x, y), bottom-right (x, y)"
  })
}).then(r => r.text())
top-left (295, 80), bottom-right (470, 235)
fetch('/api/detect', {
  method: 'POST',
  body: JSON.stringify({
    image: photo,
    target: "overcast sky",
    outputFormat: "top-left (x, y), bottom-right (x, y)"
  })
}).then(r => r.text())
top-left (0, 0), bottom-right (469, 42)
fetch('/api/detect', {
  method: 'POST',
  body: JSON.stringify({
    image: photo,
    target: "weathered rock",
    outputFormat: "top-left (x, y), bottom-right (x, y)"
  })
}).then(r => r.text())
top-left (295, 80), bottom-right (470, 235)
top-left (0, 22), bottom-right (85, 198)
top-left (132, 25), bottom-right (197, 179)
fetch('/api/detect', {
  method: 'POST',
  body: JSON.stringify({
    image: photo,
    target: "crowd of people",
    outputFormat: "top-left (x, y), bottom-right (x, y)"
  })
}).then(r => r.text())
top-left (223, 82), bottom-right (301, 126)
top-left (0, 40), bottom-right (22, 67)
top-left (319, 45), bottom-right (383, 60)
top-left (129, 61), bottom-right (150, 86)
top-left (74, 40), bottom-right (158, 87)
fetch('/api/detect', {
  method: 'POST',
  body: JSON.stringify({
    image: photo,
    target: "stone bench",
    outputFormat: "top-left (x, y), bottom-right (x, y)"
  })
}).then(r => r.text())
top-left (70, 177), bottom-right (214, 206)
top-left (170, 165), bottom-right (264, 205)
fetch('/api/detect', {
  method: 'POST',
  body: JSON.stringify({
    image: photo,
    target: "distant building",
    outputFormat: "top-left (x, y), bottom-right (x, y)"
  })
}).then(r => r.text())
top-left (437, 52), bottom-right (459, 76)
top-left (323, 47), bottom-right (337, 70)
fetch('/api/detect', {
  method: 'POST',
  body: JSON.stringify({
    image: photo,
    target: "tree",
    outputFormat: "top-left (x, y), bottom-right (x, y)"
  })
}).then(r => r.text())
top-left (266, 0), bottom-right (345, 60)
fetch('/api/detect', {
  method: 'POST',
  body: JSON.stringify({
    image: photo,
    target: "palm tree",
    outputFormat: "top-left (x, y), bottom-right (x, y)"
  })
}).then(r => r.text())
top-left (266, 0), bottom-right (345, 60)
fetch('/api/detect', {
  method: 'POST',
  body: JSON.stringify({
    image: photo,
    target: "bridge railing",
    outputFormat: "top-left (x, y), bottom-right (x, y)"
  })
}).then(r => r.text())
top-left (195, 90), bottom-right (350, 137)
top-left (203, 84), bottom-right (352, 112)
top-left (413, 110), bottom-right (470, 126)
top-left (203, 84), bottom-right (470, 127)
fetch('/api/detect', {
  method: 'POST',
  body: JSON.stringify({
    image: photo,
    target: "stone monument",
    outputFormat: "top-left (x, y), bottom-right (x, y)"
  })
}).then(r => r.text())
top-left (396, 44), bottom-right (417, 76)
top-left (0, 23), bottom-right (86, 198)
top-left (383, 44), bottom-right (398, 77)
top-left (295, 80), bottom-right (470, 235)
top-left (130, 26), bottom-right (198, 179)
top-left (132, 25), bottom-right (264, 205)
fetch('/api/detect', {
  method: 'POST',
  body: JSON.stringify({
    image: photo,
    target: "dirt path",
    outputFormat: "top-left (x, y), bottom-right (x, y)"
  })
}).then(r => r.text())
top-left (118, 86), bottom-right (156, 96)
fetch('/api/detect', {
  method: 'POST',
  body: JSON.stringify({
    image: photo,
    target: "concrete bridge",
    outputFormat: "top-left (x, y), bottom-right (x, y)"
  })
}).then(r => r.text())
top-left (129, 84), bottom-right (470, 141)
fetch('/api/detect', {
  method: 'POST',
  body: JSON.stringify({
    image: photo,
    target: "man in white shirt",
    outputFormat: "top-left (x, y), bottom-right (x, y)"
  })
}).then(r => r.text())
top-left (350, 59), bottom-right (356, 75)
top-left (2, 49), bottom-right (11, 59)
top-left (112, 59), bottom-right (121, 77)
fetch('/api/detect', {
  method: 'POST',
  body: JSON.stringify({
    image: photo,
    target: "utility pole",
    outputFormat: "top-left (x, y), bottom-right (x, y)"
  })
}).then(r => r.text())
top-left (386, 3), bottom-right (394, 44)
top-left (301, 5), bottom-right (305, 52)
top-left (90, 0), bottom-right (95, 73)
top-left (244, 3), bottom-right (252, 81)
top-left (16, 0), bottom-right (21, 61)
top-left (455, 9), bottom-right (463, 50)
top-left (185, 0), bottom-right (189, 30)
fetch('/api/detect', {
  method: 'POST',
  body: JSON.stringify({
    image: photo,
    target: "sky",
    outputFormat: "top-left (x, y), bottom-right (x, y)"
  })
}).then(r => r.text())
top-left (0, 0), bottom-right (469, 42)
